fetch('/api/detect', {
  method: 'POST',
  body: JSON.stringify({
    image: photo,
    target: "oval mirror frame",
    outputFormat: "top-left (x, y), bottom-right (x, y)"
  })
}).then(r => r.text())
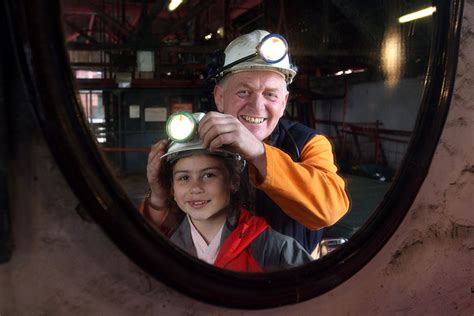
top-left (4, 0), bottom-right (463, 309)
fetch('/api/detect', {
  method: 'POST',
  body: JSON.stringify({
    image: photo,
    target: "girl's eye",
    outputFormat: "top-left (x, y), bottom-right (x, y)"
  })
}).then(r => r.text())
top-left (203, 172), bottom-right (215, 179)
top-left (176, 175), bottom-right (189, 182)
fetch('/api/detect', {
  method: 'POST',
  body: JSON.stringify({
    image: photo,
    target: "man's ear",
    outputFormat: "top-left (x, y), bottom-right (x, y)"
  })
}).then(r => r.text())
top-left (279, 90), bottom-right (289, 119)
top-left (213, 84), bottom-right (225, 112)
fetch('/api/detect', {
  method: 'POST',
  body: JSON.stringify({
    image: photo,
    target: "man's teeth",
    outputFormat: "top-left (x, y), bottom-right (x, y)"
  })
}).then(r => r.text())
top-left (241, 115), bottom-right (265, 124)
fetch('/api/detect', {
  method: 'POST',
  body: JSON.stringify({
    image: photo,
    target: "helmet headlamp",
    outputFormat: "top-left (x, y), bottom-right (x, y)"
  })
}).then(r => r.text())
top-left (256, 33), bottom-right (289, 63)
top-left (218, 33), bottom-right (289, 76)
top-left (165, 111), bottom-right (198, 143)
top-left (162, 112), bottom-right (246, 172)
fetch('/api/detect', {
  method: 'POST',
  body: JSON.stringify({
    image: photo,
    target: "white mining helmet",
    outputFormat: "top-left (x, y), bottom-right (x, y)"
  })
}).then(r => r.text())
top-left (217, 30), bottom-right (297, 84)
top-left (161, 112), bottom-right (246, 172)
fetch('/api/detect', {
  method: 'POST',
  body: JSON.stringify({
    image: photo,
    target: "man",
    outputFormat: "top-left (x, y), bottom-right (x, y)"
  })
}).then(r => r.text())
top-left (143, 30), bottom-right (349, 254)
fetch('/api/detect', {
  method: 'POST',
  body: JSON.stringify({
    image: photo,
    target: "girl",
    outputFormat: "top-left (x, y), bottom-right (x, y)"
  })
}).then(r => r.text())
top-left (154, 130), bottom-right (312, 272)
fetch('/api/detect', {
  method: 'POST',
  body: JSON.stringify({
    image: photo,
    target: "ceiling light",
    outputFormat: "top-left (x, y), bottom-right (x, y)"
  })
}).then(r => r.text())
top-left (332, 68), bottom-right (366, 77)
top-left (168, 0), bottom-right (183, 12)
top-left (217, 27), bottom-right (224, 38)
top-left (398, 6), bottom-right (436, 23)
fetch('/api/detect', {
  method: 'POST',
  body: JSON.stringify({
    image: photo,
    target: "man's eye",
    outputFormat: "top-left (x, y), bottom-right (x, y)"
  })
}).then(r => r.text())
top-left (265, 92), bottom-right (278, 100)
top-left (236, 90), bottom-right (250, 97)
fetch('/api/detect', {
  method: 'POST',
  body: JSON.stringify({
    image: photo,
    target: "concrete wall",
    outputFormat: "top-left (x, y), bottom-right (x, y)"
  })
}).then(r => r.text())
top-left (315, 77), bottom-right (423, 170)
top-left (1, 3), bottom-right (473, 316)
top-left (322, 77), bottom-right (424, 131)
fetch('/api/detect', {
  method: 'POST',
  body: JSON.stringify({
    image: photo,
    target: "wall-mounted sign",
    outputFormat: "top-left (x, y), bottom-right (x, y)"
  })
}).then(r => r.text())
top-left (145, 107), bottom-right (167, 122)
top-left (129, 105), bottom-right (140, 119)
top-left (137, 51), bottom-right (155, 72)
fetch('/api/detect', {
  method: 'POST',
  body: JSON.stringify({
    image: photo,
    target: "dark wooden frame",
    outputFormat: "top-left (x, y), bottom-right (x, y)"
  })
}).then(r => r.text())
top-left (2, 0), bottom-right (463, 309)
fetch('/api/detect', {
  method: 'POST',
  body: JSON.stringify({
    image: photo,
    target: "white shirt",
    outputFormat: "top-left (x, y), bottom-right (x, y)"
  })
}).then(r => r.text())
top-left (187, 215), bottom-right (224, 265)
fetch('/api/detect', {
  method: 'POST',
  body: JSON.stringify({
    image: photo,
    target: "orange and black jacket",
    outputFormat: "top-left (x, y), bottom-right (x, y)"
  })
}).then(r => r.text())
top-left (248, 119), bottom-right (349, 252)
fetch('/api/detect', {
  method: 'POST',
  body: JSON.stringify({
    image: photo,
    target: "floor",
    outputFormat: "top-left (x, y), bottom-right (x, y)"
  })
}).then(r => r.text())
top-left (324, 173), bottom-right (391, 239)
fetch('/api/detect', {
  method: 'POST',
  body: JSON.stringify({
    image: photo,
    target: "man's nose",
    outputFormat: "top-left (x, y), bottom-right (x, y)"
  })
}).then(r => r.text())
top-left (250, 93), bottom-right (265, 110)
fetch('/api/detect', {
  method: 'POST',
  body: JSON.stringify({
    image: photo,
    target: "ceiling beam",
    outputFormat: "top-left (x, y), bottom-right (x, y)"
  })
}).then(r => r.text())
top-left (63, 20), bottom-right (99, 44)
top-left (67, 42), bottom-right (219, 53)
top-left (330, 0), bottom-right (380, 42)
top-left (82, 0), bottom-right (132, 37)
top-left (157, 0), bottom-right (216, 41)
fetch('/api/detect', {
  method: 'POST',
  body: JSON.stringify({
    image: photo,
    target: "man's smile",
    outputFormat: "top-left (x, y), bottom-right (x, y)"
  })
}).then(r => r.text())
top-left (240, 115), bottom-right (266, 124)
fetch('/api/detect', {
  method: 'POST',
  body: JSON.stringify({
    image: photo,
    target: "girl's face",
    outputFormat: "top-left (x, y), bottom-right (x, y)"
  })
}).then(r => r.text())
top-left (171, 154), bottom-right (238, 224)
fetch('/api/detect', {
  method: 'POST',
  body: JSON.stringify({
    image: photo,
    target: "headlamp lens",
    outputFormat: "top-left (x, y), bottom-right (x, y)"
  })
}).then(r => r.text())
top-left (166, 112), bottom-right (197, 143)
top-left (257, 33), bottom-right (288, 63)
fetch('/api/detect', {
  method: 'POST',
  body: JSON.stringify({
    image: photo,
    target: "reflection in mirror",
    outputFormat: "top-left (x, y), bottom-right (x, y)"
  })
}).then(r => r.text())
top-left (155, 113), bottom-right (314, 271)
top-left (61, 0), bottom-right (435, 267)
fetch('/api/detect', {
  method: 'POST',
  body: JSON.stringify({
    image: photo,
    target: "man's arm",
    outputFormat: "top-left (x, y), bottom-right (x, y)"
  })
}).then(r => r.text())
top-left (139, 197), bottom-right (182, 237)
top-left (249, 135), bottom-right (349, 230)
top-left (139, 194), bottom-right (168, 227)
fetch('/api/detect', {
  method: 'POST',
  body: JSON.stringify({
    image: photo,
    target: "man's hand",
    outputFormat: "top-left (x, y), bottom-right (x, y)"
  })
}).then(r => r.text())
top-left (146, 139), bottom-right (170, 208)
top-left (198, 111), bottom-right (267, 177)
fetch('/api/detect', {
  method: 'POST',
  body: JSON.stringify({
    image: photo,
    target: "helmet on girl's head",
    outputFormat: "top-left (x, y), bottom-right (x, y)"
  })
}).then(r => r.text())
top-left (161, 112), bottom-right (246, 172)
top-left (210, 30), bottom-right (297, 84)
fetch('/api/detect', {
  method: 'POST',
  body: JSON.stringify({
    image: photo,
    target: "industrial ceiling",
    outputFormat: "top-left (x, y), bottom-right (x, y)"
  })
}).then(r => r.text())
top-left (61, 0), bottom-right (432, 93)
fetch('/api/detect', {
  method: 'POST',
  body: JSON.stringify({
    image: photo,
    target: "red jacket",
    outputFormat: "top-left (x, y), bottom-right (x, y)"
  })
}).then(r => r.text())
top-left (169, 207), bottom-right (313, 272)
top-left (214, 208), bottom-right (269, 272)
